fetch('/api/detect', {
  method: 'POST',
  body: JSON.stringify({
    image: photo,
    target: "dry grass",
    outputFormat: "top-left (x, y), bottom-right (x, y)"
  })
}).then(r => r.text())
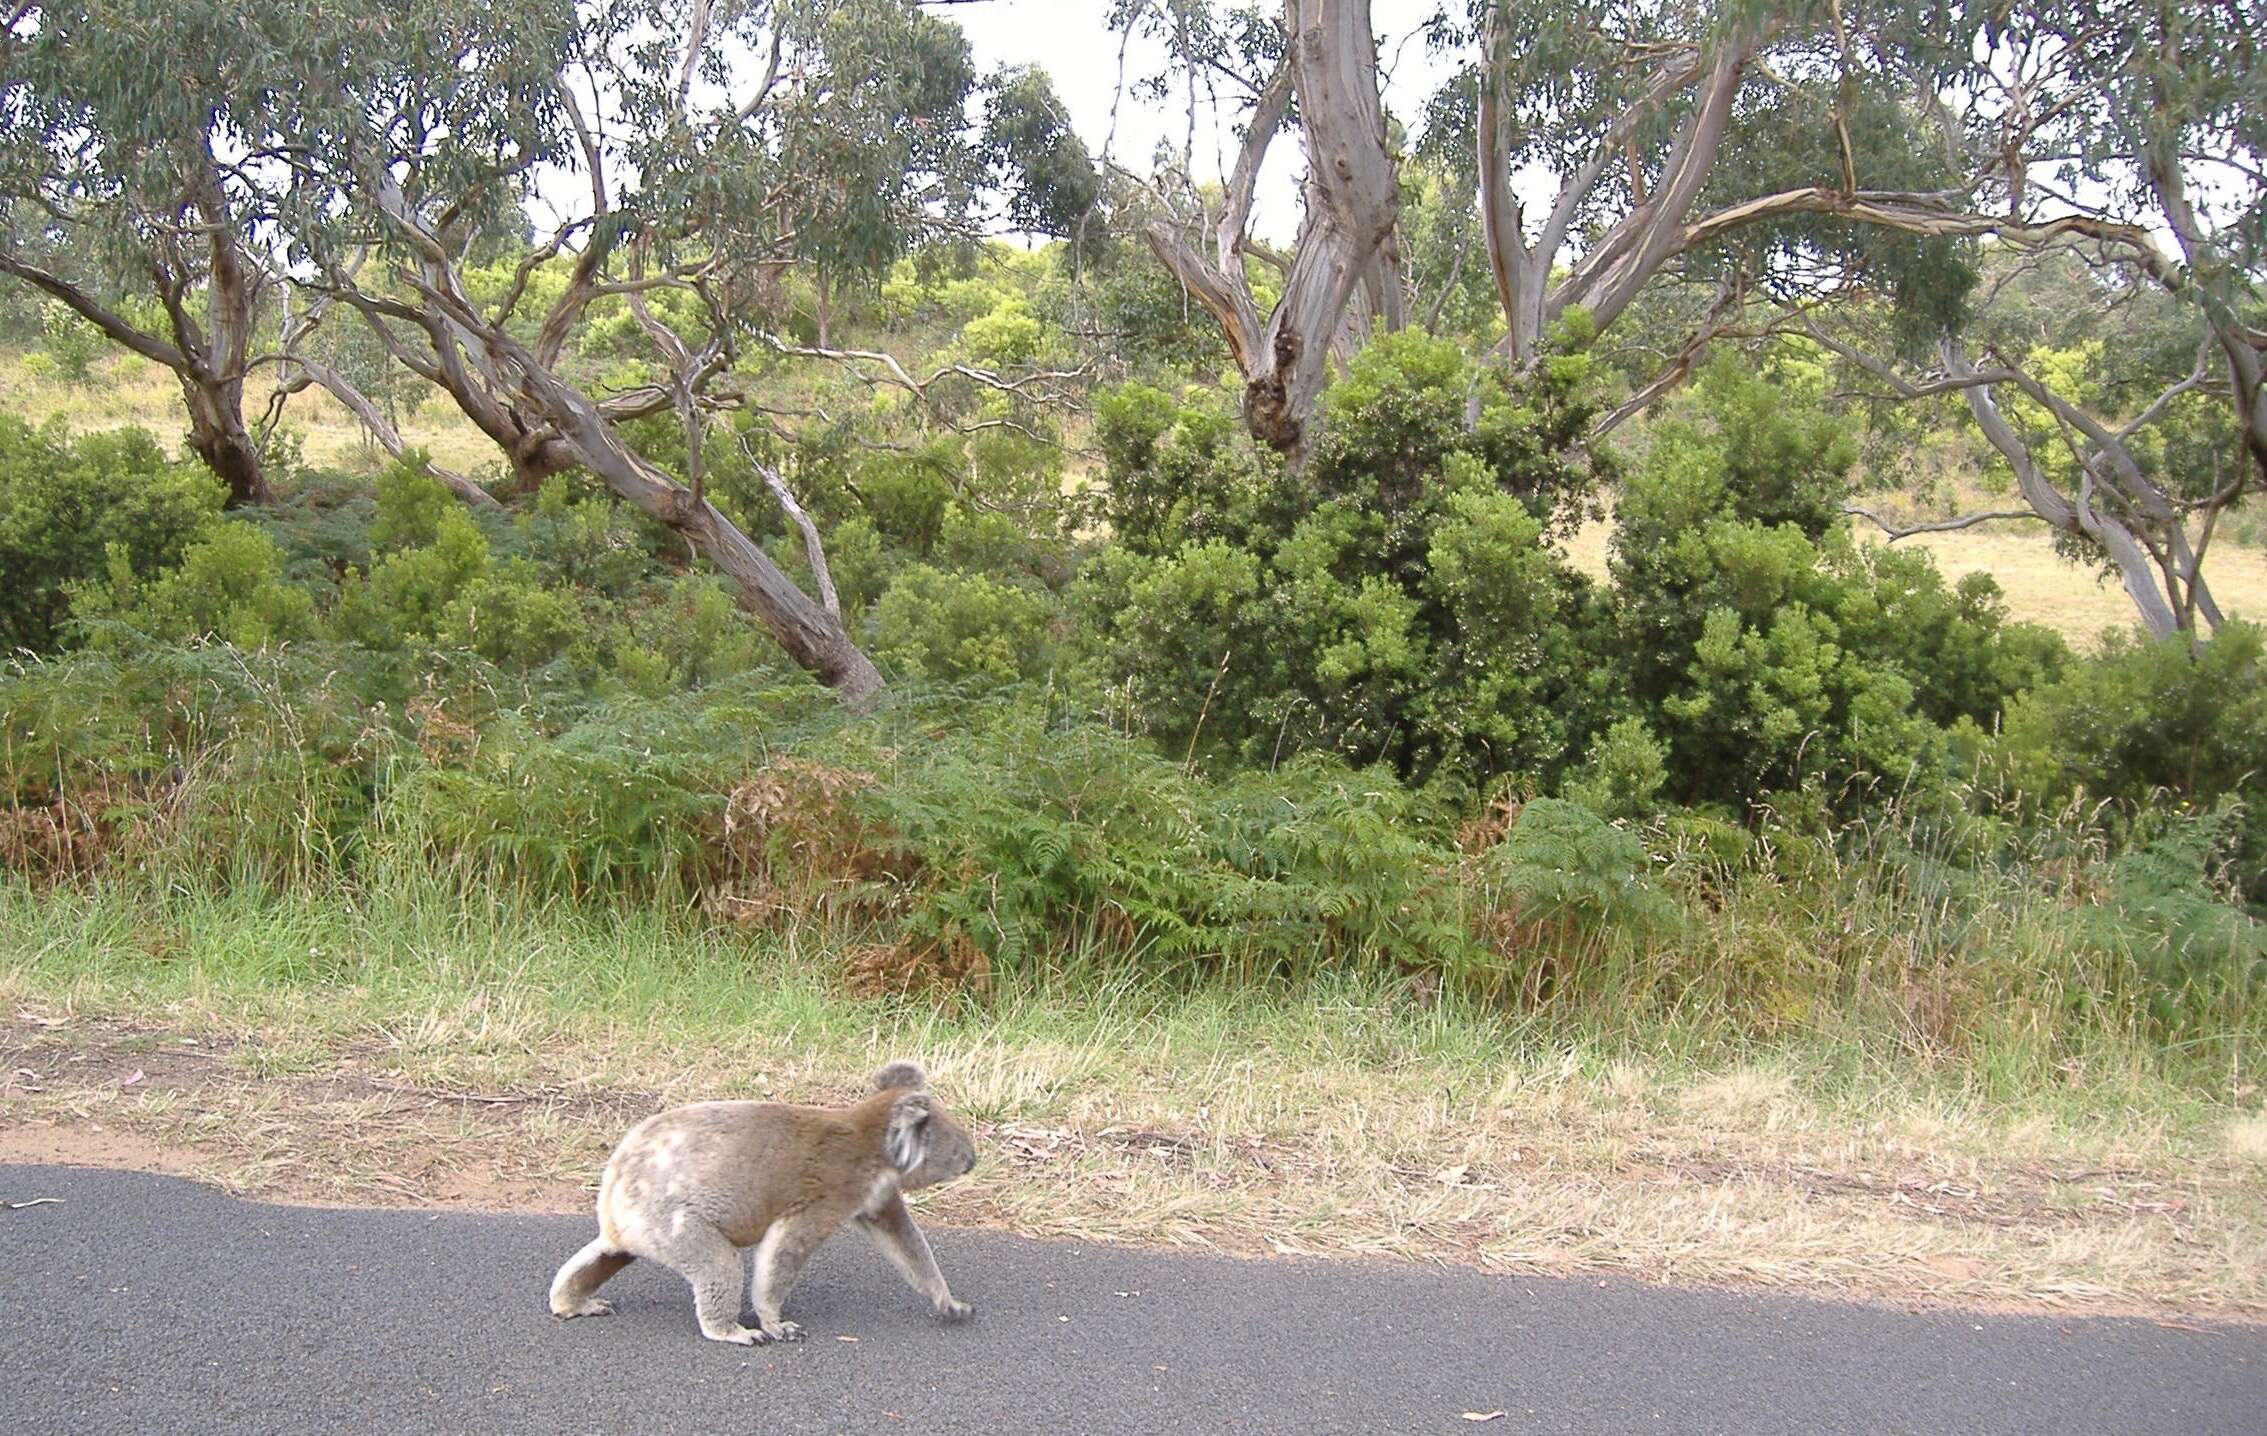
top-left (5, 1001), bottom-right (2260, 1320)
top-left (0, 351), bottom-right (499, 476)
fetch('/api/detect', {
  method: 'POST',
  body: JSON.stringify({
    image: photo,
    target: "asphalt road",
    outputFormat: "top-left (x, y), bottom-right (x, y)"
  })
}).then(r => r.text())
top-left (2, 1163), bottom-right (2259, 1435)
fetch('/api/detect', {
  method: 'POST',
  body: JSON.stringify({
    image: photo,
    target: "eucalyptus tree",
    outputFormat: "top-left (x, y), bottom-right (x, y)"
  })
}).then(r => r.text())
top-left (1784, 3), bottom-right (2263, 642)
top-left (1807, 265), bottom-right (2242, 641)
top-left (1123, 0), bottom-right (2001, 458)
top-left (1127, 2), bottom-right (2248, 454)
top-left (267, 0), bottom-right (1084, 704)
top-left (1118, 0), bottom-right (1408, 463)
top-left (0, 2), bottom-right (299, 504)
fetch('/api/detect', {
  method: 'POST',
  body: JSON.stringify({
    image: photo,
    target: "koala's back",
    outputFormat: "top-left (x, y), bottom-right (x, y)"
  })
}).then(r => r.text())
top-left (598, 1098), bottom-right (881, 1249)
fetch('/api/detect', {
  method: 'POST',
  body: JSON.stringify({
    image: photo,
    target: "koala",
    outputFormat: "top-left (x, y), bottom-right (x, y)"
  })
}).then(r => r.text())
top-left (548, 1060), bottom-right (977, 1346)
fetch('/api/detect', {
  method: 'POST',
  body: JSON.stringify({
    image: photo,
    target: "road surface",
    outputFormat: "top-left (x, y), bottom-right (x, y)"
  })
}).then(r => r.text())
top-left (2, 1163), bottom-right (2258, 1434)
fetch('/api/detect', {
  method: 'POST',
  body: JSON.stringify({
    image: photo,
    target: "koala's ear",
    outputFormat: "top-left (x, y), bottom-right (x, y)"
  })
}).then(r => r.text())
top-left (873, 1060), bottom-right (927, 1092)
top-left (884, 1092), bottom-right (934, 1173)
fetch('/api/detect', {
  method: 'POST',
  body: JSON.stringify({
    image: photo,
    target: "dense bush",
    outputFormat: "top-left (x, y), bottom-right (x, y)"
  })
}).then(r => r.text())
top-left (23, 301), bottom-right (105, 385)
top-left (73, 521), bottom-right (319, 648)
top-left (0, 417), bottom-right (225, 651)
top-left (0, 313), bottom-right (2256, 1068)
top-left (1998, 620), bottom-right (2267, 904)
top-left (1602, 359), bottom-right (2067, 810)
top-left (4, 637), bottom-right (2254, 1064)
top-left (1082, 334), bottom-right (2063, 816)
top-left (1080, 328), bottom-right (1605, 794)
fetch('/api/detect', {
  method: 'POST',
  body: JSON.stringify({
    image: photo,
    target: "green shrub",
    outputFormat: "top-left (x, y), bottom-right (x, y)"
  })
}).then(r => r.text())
top-left (1999, 620), bottom-right (2267, 904)
top-left (625, 576), bottom-right (773, 689)
top-left (441, 566), bottom-right (584, 670)
top-left (1607, 360), bottom-right (2061, 807)
top-left (520, 474), bottom-right (657, 600)
top-left (873, 563), bottom-right (1056, 685)
top-left (1560, 717), bottom-right (1670, 821)
top-left (34, 301), bottom-right (105, 385)
top-left (74, 522), bottom-right (318, 648)
top-left (0, 418), bottom-right (227, 652)
top-left (1080, 328), bottom-right (1605, 793)
top-left (251, 467), bottom-right (381, 584)
top-left (348, 505), bottom-right (493, 644)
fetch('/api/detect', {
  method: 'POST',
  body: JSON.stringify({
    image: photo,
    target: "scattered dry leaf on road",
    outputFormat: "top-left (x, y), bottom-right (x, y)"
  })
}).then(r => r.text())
top-left (1461, 1411), bottom-right (1507, 1423)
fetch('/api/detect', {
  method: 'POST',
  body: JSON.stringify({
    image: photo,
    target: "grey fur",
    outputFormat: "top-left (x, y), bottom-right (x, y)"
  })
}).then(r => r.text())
top-left (872, 1060), bottom-right (927, 1091)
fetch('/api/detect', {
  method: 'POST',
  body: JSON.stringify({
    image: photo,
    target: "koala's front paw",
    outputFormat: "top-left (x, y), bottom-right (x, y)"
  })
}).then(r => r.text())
top-left (769, 1319), bottom-right (805, 1342)
top-left (936, 1298), bottom-right (974, 1322)
top-left (706, 1324), bottom-right (766, 1346)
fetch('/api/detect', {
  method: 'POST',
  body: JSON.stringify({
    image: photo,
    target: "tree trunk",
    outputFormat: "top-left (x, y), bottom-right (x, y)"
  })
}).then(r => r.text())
top-left (1140, 0), bottom-right (1403, 463)
top-left (505, 341), bottom-right (885, 705)
top-left (1957, 362), bottom-right (2188, 641)
top-left (180, 374), bottom-right (273, 507)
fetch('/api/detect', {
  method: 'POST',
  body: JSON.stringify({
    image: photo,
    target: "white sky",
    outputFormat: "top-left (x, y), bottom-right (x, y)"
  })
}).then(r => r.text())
top-left (520, 2), bottom-right (1462, 251)
top-left (945, 0), bottom-right (1462, 244)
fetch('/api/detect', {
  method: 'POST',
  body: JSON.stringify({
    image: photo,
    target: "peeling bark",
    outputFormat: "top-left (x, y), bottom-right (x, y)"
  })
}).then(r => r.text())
top-left (1139, 0), bottom-right (1404, 462)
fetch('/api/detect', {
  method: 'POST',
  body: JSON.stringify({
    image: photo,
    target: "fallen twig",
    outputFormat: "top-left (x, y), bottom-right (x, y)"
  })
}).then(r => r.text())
top-left (364, 1081), bottom-right (536, 1106)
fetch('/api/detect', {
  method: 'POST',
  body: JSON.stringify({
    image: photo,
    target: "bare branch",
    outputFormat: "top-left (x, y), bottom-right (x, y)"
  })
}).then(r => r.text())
top-left (1843, 505), bottom-right (2044, 539)
top-left (757, 332), bottom-right (1084, 413)
top-left (742, 436), bottom-right (840, 620)
top-left (274, 355), bottom-right (502, 511)
top-left (1217, 59), bottom-right (1292, 281)
top-left (2116, 340), bottom-right (2215, 442)
top-left (677, 0), bottom-right (715, 105)
top-left (0, 256), bottom-right (191, 370)
top-left (1590, 272), bottom-right (1757, 439)
top-left (736, 27), bottom-right (789, 121)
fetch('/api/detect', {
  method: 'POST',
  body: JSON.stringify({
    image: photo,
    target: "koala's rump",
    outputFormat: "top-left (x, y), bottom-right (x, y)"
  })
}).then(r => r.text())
top-left (597, 1099), bottom-right (876, 1250)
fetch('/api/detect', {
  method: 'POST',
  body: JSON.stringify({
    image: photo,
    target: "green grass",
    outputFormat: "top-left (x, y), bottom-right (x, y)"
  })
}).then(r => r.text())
top-left (7, 876), bottom-right (2262, 1314)
top-left (3, 871), bottom-right (2244, 1116)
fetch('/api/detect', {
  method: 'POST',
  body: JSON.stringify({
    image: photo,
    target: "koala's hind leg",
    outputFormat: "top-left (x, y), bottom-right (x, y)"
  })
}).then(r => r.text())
top-left (549, 1238), bottom-right (635, 1318)
top-left (650, 1219), bottom-right (766, 1346)
top-left (749, 1213), bottom-right (833, 1342)
top-left (856, 1193), bottom-right (972, 1321)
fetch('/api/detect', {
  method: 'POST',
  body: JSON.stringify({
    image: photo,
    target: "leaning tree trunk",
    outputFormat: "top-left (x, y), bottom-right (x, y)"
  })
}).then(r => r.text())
top-left (504, 333), bottom-right (884, 705)
top-left (1957, 360), bottom-right (2192, 641)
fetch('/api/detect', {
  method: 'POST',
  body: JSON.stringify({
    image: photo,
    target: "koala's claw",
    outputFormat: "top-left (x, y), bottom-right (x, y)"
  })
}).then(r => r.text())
top-left (937, 1298), bottom-right (975, 1323)
top-left (769, 1319), bottom-right (806, 1342)
top-left (553, 1298), bottom-right (614, 1319)
top-left (707, 1324), bottom-right (766, 1346)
